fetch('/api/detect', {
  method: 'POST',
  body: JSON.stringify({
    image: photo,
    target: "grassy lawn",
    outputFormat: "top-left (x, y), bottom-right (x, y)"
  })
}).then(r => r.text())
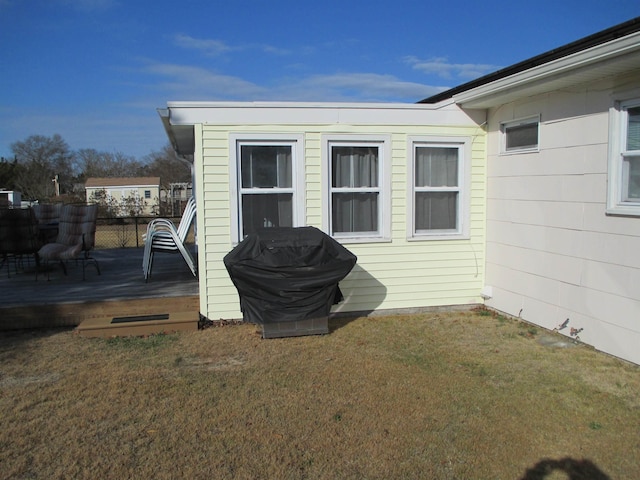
top-left (1, 309), bottom-right (639, 479)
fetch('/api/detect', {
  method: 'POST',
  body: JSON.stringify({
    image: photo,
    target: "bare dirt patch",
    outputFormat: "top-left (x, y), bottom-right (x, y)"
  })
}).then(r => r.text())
top-left (1, 310), bottom-right (638, 479)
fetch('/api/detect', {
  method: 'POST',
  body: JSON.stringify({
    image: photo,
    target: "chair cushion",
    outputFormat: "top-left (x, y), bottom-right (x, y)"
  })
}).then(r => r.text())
top-left (38, 242), bottom-right (82, 261)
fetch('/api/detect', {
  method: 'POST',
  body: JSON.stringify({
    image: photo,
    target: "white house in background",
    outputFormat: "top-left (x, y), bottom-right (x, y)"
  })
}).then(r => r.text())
top-left (158, 17), bottom-right (640, 364)
top-left (85, 177), bottom-right (160, 216)
top-left (0, 190), bottom-right (21, 207)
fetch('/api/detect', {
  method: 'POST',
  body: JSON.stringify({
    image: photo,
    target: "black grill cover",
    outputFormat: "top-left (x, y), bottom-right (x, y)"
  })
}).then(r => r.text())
top-left (224, 226), bottom-right (357, 325)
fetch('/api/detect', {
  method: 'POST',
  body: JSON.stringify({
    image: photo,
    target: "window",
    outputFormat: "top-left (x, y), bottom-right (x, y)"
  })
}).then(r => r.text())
top-left (230, 135), bottom-right (304, 242)
top-left (501, 117), bottom-right (539, 153)
top-left (409, 137), bottom-right (471, 239)
top-left (608, 99), bottom-right (640, 215)
top-left (324, 137), bottom-right (390, 241)
top-left (144, 190), bottom-right (151, 199)
top-left (621, 105), bottom-right (640, 201)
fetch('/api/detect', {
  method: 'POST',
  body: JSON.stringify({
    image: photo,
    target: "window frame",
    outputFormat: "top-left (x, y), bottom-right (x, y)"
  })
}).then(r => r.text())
top-left (607, 98), bottom-right (640, 216)
top-left (500, 115), bottom-right (540, 154)
top-left (322, 135), bottom-right (391, 243)
top-left (229, 133), bottom-right (305, 243)
top-left (407, 136), bottom-right (472, 241)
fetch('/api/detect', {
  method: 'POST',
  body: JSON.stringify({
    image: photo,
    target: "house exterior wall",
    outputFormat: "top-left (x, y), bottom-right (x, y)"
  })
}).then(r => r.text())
top-left (186, 104), bottom-right (487, 322)
top-left (483, 72), bottom-right (640, 364)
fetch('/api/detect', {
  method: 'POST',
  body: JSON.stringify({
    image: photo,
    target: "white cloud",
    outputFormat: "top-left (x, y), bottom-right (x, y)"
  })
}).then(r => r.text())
top-left (141, 60), bottom-right (444, 103)
top-left (405, 56), bottom-right (500, 79)
top-left (172, 34), bottom-right (290, 57)
top-left (253, 44), bottom-right (291, 56)
top-left (280, 72), bottom-right (445, 102)
top-left (172, 34), bottom-right (233, 56)
top-left (141, 62), bottom-right (267, 100)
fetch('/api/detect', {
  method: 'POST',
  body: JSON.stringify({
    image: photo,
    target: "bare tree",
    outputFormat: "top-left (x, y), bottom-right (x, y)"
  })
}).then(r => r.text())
top-left (143, 145), bottom-right (191, 189)
top-left (0, 157), bottom-right (19, 190)
top-left (11, 134), bottom-right (75, 200)
top-left (76, 149), bottom-right (146, 182)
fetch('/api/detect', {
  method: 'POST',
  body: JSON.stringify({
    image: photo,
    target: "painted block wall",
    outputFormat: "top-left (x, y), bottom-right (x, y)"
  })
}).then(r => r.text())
top-left (484, 73), bottom-right (640, 364)
top-left (191, 109), bottom-right (487, 322)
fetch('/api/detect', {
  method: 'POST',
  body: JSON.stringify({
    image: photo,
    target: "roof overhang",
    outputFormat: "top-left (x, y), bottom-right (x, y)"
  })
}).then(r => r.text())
top-left (157, 108), bottom-right (195, 161)
top-left (156, 102), bottom-right (484, 157)
top-left (452, 31), bottom-right (640, 109)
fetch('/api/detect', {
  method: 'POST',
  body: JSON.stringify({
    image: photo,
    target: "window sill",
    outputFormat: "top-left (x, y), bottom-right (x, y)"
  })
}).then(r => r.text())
top-left (333, 235), bottom-right (392, 245)
top-left (605, 205), bottom-right (640, 217)
top-left (408, 232), bottom-right (469, 241)
top-left (499, 147), bottom-right (539, 156)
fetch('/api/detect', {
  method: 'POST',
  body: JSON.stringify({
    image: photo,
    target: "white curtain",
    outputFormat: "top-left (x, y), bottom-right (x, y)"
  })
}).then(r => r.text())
top-left (332, 147), bottom-right (378, 233)
top-left (415, 147), bottom-right (458, 231)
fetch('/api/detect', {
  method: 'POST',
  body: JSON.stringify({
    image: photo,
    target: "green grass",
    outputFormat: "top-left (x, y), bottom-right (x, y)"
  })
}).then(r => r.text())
top-left (1, 310), bottom-right (639, 479)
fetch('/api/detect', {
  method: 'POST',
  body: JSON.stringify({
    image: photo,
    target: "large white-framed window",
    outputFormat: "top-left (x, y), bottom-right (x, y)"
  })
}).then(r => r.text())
top-left (230, 134), bottom-right (305, 243)
top-left (608, 99), bottom-right (640, 216)
top-left (322, 135), bottom-right (391, 242)
top-left (408, 136), bottom-right (471, 240)
top-left (500, 116), bottom-right (540, 154)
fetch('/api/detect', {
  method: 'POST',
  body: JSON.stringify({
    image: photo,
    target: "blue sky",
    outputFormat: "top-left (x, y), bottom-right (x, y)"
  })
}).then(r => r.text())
top-left (1, 0), bottom-right (638, 160)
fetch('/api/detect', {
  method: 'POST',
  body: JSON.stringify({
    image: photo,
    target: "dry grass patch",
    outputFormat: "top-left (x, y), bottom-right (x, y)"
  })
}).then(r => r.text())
top-left (1, 309), bottom-right (639, 479)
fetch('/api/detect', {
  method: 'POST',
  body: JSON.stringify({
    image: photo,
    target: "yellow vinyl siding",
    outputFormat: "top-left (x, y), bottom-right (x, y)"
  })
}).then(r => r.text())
top-left (194, 119), bottom-right (486, 321)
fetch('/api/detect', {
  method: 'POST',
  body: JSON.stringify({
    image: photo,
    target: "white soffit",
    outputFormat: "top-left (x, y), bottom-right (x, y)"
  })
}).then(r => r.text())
top-left (161, 101), bottom-right (480, 126)
top-left (454, 32), bottom-right (640, 109)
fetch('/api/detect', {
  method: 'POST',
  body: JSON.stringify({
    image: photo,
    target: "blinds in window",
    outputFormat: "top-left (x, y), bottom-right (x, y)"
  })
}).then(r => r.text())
top-left (627, 106), bottom-right (640, 151)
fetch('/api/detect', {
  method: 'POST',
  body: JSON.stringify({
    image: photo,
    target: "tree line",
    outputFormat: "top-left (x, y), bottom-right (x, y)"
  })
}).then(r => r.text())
top-left (0, 134), bottom-right (191, 205)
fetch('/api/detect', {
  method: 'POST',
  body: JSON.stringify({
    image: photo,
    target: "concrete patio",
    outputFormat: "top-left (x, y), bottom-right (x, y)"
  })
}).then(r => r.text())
top-left (0, 247), bottom-right (199, 332)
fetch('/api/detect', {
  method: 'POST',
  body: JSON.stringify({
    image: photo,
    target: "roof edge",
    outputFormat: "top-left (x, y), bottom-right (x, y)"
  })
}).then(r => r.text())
top-left (418, 16), bottom-right (640, 104)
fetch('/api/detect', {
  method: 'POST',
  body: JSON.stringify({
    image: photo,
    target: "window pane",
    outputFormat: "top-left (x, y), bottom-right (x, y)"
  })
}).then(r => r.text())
top-left (624, 156), bottom-right (640, 201)
top-left (505, 122), bottom-right (538, 150)
top-left (332, 192), bottom-right (378, 233)
top-left (627, 106), bottom-right (640, 151)
top-left (241, 193), bottom-right (292, 237)
top-left (332, 146), bottom-right (378, 188)
top-left (241, 146), bottom-right (292, 188)
top-left (415, 147), bottom-right (458, 187)
top-left (415, 192), bottom-right (458, 231)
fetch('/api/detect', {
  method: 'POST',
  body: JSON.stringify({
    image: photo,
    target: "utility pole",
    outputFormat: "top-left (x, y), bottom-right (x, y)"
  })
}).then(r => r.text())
top-left (52, 174), bottom-right (60, 196)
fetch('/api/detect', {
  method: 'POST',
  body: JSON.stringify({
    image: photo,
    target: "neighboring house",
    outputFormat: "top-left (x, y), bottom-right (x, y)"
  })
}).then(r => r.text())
top-left (158, 17), bottom-right (640, 365)
top-left (85, 177), bottom-right (160, 216)
top-left (0, 190), bottom-right (21, 207)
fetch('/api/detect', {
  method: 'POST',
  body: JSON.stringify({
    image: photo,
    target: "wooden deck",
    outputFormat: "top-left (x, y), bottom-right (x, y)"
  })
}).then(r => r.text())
top-left (0, 247), bottom-right (200, 336)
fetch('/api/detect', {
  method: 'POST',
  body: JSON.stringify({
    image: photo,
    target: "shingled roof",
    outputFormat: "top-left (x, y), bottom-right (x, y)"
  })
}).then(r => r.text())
top-left (85, 177), bottom-right (160, 188)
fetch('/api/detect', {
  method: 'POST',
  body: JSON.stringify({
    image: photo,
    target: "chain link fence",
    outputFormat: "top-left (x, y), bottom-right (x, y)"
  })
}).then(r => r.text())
top-left (95, 216), bottom-right (195, 249)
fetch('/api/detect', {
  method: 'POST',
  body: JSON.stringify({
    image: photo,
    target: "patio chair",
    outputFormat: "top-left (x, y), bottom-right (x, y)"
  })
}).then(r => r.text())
top-left (33, 203), bottom-right (63, 244)
top-left (0, 207), bottom-right (41, 277)
top-left (37, 204), bottom-right (101, 280)
top-left (142, 196), bottom-right (196, 281)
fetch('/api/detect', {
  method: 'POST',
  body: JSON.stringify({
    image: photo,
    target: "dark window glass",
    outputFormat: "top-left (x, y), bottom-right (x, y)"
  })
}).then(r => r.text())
top-left (505, 122), bottom-right (538, 150)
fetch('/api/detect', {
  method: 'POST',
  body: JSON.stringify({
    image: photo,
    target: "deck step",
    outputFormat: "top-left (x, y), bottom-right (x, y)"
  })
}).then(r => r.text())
top-left (76, 310), bottom-right (198, 338)
top-left (0, 295), bottom-right (199, 331)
